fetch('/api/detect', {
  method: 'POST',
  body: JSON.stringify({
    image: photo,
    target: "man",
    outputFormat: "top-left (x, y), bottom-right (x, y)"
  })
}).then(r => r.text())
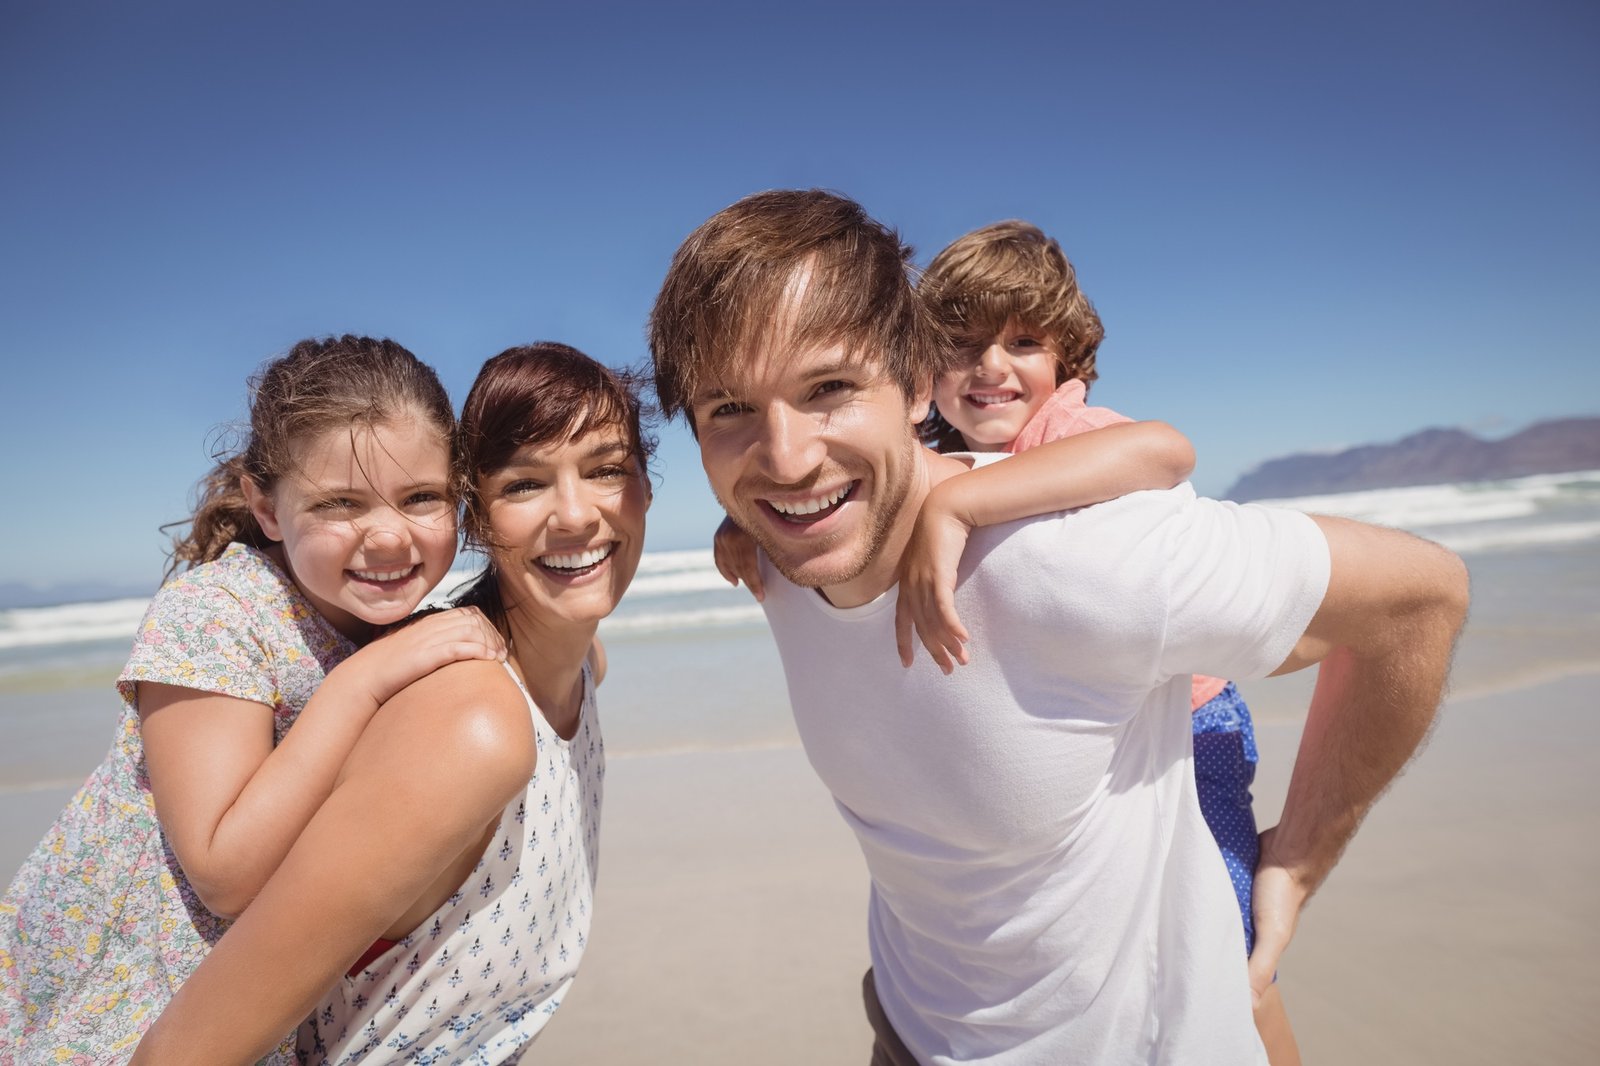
top-left (649, 189), bottom-right (1468, 1065)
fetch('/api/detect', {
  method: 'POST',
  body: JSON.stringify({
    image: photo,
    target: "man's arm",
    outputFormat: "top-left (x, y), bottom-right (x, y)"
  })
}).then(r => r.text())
top-left (1247, 514), bottom-right (1469, 999)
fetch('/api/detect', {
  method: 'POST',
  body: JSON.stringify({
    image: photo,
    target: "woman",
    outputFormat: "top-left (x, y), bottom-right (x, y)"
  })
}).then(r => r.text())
top-left (132, 342), bottom-right (653, 1065)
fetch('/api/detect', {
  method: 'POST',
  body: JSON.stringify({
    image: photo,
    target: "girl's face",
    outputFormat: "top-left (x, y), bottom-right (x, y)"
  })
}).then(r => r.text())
top-left (245, 417), bottom-right (457, 642)
top-left (931, 317), bottom-right (1064, 452)
top-left (479, 423), bottom-right (650, 633)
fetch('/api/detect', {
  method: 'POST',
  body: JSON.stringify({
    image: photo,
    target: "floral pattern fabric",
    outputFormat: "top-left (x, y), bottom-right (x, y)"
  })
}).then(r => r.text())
top-left (0, 543), bottom-right (355, 1065)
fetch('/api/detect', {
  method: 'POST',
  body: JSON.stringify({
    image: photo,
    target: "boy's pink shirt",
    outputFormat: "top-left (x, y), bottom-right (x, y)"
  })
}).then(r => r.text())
top-left (1005, 380), bottom-right (1229, 710)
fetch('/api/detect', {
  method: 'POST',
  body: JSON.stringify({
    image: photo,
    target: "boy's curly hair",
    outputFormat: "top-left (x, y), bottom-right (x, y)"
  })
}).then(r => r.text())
top-left (917, 221), bottom-right (1105, 451)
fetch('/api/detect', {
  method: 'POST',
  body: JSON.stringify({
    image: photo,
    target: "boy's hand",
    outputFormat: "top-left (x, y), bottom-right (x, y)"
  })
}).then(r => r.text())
top-left (894, 496), bottom-right (972, 674)
top-left (344, 606), bottom-right (506, 706)
top-left (713, 515), bottom-right (765, 601)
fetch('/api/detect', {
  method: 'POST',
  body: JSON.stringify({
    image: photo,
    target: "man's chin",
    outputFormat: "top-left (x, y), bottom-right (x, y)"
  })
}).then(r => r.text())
top-left (762, 541), bottom-right (870, 591)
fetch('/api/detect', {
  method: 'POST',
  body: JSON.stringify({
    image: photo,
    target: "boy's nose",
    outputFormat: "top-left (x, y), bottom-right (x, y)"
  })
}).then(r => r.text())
top-left (975, 344), bottom-right (1007, 377)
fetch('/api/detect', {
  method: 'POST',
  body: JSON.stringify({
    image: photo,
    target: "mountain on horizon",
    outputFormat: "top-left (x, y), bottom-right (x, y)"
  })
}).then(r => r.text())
top-left (1224, 416), bottom-right (1600, 501)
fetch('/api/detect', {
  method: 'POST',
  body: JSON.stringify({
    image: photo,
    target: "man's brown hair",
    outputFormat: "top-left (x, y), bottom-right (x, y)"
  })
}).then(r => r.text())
top-left (919, 220), bottom-right (1105, 389)
top-left (648, 189), bottom-right (956, 428)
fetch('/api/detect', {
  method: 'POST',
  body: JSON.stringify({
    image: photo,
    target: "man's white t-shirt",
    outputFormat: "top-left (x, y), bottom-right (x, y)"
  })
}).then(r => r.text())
top-left (758, 485), bottom-right (1330, 1065)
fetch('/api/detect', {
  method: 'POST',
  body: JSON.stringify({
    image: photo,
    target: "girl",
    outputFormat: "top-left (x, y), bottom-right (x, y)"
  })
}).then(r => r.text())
top-left (0, 335), bottom-right (504, 1064)
top-left (131, 342), bottom-right (652, 1064)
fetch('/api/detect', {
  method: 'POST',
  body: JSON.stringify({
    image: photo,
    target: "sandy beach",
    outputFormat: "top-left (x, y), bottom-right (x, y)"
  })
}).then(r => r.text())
top-left (534, 669), bottom-right (1600, 1065)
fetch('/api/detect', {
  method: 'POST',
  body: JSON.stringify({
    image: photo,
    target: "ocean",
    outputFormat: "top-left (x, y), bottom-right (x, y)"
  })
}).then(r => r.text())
top-left (4, 469), bottom-right (1600, 873)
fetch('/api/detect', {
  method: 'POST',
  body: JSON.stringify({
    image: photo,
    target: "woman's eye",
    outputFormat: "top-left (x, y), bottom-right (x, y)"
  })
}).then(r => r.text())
top-left (590, 465), bottom-right (628, 480)
top-left (503, 479), bottom-right (544, 496)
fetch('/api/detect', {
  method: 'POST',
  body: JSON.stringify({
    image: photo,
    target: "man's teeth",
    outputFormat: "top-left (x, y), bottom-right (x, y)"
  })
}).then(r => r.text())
top-left (352, 566), bottom-right (413, 582)
top-left (768, 484), bottom-right (850, 517)
top-left (540, 545), bottom-right (614, 570)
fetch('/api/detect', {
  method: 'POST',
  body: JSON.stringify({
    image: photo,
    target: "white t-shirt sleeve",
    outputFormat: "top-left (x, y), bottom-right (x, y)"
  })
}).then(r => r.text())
top-left (1157, 496), bottom-right (1331, 682)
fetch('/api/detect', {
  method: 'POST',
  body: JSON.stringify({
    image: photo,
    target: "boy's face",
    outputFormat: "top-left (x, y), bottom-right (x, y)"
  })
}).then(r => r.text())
top-left (932, 316), bottom-right (1063, 451)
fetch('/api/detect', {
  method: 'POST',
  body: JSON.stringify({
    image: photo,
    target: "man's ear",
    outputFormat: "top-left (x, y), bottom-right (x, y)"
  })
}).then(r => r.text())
top-left (908, 373), bottom-right (933, 426)
top-left (240, 477), bottom-right (284, 542)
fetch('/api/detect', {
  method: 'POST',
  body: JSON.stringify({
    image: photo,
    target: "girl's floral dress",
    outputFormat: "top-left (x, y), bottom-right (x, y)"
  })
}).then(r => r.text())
top-left (0, 543), bottom-right (355, 1065)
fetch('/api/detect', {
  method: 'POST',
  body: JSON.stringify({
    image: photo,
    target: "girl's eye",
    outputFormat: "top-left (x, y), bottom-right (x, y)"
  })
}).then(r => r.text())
top-left (1012, 336), bottom-right (1043, 350)
top-left (590, 465), bottom-right (629, 480)
top-left (314, 498), bottom-right (358, 512)
top-left (405, 491), bottom-right (448, 508)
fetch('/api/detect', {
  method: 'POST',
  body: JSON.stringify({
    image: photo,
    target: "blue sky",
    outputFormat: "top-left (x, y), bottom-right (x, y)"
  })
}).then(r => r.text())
top-left (2, 0), bottom-right (1596, 594)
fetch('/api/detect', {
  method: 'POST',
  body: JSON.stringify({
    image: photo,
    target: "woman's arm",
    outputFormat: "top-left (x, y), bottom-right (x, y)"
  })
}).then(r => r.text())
top-left (896, 421), bottom-right (1195, 671)
top-left (131, 658), bottom-right (534, 1066)
top-left (140, 607), bottom-right (505, 917)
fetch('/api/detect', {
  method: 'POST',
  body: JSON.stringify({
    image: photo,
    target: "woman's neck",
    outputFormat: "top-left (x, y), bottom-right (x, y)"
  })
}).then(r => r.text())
top-left (503, 610), bottom-right (597, 740)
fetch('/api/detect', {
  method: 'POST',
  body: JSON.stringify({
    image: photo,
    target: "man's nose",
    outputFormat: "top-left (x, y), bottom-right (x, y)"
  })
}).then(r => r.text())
top-left (756, 404), bottom-right (825, 485)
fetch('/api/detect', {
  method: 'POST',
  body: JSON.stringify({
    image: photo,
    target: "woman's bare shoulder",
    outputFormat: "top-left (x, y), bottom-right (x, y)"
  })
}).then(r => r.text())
top-left (339, 660), bottom-right (535, 789)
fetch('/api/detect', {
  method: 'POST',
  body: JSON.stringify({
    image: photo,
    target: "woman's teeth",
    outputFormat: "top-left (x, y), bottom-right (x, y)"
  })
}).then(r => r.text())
top-left (540, 545), bottom-right (614, 571)
top-left (351, 566), bottom-right (414, 582)
top-left (768, 484), bottom-right (851, 517)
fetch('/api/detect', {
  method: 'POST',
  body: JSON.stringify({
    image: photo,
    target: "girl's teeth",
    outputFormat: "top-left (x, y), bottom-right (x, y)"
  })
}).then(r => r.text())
top-left (353, 567), bottom-right (413, 582)
top-left (769, 484), bottom-right (849, 517)
top-left (969, 392), bottom-right (1017, 404)
top-left (541, 545), bottom-right (614, 570)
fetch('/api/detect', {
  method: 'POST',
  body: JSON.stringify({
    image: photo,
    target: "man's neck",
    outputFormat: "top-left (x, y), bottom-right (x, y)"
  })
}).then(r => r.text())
top-left (820, 448), bottom-right (972, 609)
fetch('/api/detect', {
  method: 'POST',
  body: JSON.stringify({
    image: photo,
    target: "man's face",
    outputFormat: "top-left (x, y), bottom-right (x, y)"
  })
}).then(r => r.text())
top-left (691, 338), bottom-right (930, 599)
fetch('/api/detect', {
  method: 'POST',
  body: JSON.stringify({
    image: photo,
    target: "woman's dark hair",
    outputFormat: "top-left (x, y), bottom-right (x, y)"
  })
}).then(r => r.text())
top-left (453, 342), bottom-right (655, 633)
top-left (166, 335), bottom-right (455, 577)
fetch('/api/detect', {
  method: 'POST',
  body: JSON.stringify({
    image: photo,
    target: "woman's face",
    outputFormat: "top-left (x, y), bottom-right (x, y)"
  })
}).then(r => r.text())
top-left (479, 422), bottom-right (650, 631)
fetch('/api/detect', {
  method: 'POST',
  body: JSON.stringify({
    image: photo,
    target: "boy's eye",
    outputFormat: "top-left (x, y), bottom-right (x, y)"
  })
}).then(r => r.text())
top-left (812, 379), bottom-right (852, 399)
top-left (708, 401), bottom-right (748, 419)
top-left (1012, 336), bottom-right (1043, 350)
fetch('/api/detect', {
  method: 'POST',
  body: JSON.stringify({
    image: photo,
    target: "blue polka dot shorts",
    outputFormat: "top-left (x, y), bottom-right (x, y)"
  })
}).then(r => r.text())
top-left (1192, 682), bottom-right (1261, 954)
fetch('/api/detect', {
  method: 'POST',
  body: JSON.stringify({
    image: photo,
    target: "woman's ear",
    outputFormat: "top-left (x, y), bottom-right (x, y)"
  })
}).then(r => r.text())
top-left (240, 477), bottom-right (283, 542)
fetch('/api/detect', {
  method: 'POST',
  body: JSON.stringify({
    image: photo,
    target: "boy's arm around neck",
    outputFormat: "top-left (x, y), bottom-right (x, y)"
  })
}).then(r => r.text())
top-left (895, 422), bottom-right (1194, 670)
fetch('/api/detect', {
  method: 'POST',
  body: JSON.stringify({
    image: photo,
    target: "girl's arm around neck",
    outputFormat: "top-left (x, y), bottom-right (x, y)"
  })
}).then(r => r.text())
top-left (895, 421), bottom-right (1194, 671)
top-left (139, 607), bottom-right (504, 918)
top-left (131, 658), bottom-right (534, 1066)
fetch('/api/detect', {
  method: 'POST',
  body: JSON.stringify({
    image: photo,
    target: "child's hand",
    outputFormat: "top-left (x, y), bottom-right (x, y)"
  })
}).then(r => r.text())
top-left (894, 496), bottom-right (973, 674)
top-left (341, 606), bottom-right (507, 706)
top-left (713, 515), bottom-right (765, 601)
